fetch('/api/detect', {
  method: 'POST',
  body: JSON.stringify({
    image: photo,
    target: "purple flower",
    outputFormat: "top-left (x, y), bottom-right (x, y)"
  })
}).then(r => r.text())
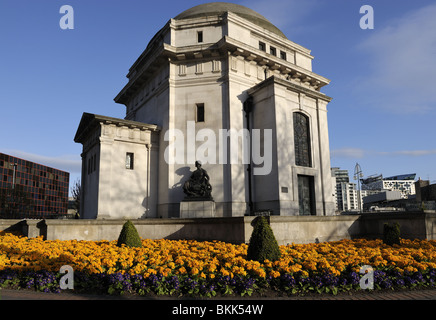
top-left (395, 278), bottom-right (405, 287)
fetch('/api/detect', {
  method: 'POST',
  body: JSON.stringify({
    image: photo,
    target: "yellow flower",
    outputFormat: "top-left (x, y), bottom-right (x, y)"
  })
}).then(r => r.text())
top-left (178, 267), bottom-right (187, 274)
top-left (191, 267), bottom-right (199, 275)
top-left (2, 232), bottom-right (436, 286)
top-left (270, 270), bottom-right (280, 278)
top-left (220, 268), bottom-right (230, 277)
top-left (255, 268), bottom-right (266, 278)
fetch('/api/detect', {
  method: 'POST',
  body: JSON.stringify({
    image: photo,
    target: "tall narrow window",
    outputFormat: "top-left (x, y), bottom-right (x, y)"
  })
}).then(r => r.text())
top-left (294, 112), bottom-right (311, 167)
top-left (126, 153), bottom-right (134, 170)
top-left (196, 103), bottom-right (205, 122)
top-left (197, 31), bottom-right (203, 43)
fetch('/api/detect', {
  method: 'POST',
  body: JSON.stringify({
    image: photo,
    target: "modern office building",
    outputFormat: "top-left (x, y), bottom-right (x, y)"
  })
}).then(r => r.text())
top-left (361, 173), bottom-right (416, 199)
top-left (0, 152), bottom-right (70, 218)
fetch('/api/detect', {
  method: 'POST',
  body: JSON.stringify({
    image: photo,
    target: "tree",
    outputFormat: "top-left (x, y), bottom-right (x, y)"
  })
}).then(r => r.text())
top-left (71, 179), bottom-right (81, 218)
top-left (117, 220), bottom-right (142, 248)
top-left (383, 223), bottom-right (401, 246)
top-left (247, 216), bottom-right (281, 262)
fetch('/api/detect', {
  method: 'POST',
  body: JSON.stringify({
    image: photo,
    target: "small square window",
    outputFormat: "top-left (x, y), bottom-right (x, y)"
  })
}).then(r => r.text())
top-left (126, 153), bottom-right (134, 170)
top-left (197, 31), bottom-right (203, 43)
top-left (196, 103), bottom-right (205, 122)
top-left (259, 41), bottom-right (266, 52)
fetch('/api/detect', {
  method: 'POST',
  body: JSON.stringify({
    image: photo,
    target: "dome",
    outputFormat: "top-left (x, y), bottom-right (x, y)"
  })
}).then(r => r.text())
top-left (174, 2), bottom-right (287, 39)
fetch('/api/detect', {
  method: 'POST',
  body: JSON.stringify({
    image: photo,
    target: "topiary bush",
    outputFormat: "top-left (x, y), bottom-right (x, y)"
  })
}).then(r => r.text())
top-left (247, 216), bottom-right (281, 262)
top-left (383, 222), bottom-right (401, 246)
top-left (117, 220), bottom-right (142, 248)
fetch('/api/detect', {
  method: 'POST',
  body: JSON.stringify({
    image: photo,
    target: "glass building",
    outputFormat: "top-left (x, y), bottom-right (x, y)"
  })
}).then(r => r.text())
top-left (0, 153), bottom-right (69, 218)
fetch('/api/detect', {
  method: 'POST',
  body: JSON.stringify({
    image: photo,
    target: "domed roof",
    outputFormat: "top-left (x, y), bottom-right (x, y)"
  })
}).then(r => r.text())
top-left (174, 2), bottom-right (287, 39)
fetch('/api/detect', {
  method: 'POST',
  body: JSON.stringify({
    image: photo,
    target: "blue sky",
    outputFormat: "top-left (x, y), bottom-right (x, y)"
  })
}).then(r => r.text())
top-left (1, 0), bottom-right (435, 195)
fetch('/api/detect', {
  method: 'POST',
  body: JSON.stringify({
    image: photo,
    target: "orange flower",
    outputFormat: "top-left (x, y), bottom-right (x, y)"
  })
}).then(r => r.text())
top-left (178, 267), bottom-right (187, 274)
top-left (270, 270), bottom-right (280, 278)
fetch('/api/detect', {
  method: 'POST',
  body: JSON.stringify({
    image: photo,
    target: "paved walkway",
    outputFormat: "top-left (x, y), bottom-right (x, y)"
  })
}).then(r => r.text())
top-left (288, 289), bottom-right (436, 300)
top-left (1, 288), bottom-right (436, 300)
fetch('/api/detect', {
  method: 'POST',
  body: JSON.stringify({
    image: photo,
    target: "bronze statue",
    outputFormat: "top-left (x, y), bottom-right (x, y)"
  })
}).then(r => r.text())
top-left (183, 161), bottom-right (212, 199)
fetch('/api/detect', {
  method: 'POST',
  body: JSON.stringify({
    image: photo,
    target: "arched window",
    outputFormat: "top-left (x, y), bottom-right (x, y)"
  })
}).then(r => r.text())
top-left (294, 112), bottom-right (311, 167)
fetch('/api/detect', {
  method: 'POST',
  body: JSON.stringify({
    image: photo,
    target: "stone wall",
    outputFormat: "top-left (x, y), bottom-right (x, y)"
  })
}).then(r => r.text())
top-left (1, 212), bottom-right (435, 245)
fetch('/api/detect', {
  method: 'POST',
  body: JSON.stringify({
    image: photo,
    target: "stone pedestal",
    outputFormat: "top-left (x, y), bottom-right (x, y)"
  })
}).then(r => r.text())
top-left (180, 200), bottom-right (216, 218)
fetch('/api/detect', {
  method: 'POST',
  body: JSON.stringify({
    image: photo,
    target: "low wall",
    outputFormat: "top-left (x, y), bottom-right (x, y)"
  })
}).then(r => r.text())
top-left (39, 218), bottom-right (247, 243)
top-left (0, 219), bottom-right (25, 234)
top-left (267, 215), bottom-right (362, 244)
top-left (358, 211), bottom-right (436, 241)
top-left (1, 212), bottom-right (435, 245)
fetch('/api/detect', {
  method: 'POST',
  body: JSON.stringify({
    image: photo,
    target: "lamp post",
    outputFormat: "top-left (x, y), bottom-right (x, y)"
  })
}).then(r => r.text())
top-left (354, 163), bottom-right (363, 213)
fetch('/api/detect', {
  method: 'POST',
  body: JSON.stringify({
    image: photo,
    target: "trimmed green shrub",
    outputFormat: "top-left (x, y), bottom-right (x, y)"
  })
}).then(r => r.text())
top-left (247, 216), bottom-right (281, 262)
top-left (117, 220), bottom-right (142, 248)
top-left (383, 222), bottom-right (401, 246)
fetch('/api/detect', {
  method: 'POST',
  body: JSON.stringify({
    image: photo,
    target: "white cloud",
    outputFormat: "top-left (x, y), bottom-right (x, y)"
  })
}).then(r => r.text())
top-left (2, 149), bottom-right (81, 174)
top-left (332, 147), bottom-right (436, 159)
top-left (381, 150), bottom-right (436, 157)
top-left (357, 4), bottom-right (436, 114)
top-left (331, 148), bottom-right (366, 159)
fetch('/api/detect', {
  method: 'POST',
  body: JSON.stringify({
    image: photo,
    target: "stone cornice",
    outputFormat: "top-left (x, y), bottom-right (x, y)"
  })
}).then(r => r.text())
top-left (224, 12), bottom-right (311, 56)
top-left (74, 113), bottom-right (160, 145)
top-left (220, 36), bottom-right (330, 91)
top-left (247, 76), bottom-right (333, 103)
top-left (114, 16), bottom-right (331, 105)
top-left (163, 36), bottom-right (331, 92)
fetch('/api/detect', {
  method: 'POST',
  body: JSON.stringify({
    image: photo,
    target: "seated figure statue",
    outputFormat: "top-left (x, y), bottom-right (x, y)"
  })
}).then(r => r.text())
top-left (183, 161), bottom-right (213, 199)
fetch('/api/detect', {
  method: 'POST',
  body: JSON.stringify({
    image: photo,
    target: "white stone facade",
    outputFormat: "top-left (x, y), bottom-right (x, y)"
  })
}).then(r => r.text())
top-left (74, 114), bottom-right (160, 219)
top-left (75, 3), bottom-right (335, 219)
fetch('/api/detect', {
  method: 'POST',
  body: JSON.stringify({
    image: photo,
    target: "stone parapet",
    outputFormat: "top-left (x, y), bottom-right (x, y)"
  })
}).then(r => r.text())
top-left (1, 212), bottom-right (434, 245)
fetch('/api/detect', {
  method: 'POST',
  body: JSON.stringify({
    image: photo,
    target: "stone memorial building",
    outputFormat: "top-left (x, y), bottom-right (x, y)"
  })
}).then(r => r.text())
top-left (75, 2), bottom-right (335, 219)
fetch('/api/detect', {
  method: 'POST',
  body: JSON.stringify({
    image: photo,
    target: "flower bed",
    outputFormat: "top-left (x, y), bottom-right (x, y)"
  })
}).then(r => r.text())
top-left (0, 232), bottom-right (436, 297)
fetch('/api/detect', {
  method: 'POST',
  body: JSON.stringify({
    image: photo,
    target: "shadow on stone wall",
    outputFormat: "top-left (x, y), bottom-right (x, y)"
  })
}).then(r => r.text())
top-left (356, 211), bottom-right (435, 240)
top-left (0, 211), bottom-right (435, 243)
